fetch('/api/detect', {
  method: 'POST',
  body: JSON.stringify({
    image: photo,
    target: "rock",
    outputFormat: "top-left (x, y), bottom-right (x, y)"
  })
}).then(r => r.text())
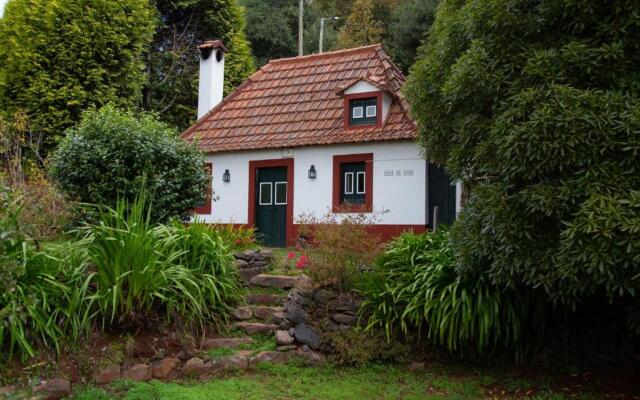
top-left (95, 364), bottom-right (121, 384)
top-left (276, 345), bottom-right (297, 351)
top-left (252, 260), bottom-right (268, 268)
top-left (286, 306), bottom-right (308, 325)
top-left (407, 361), bottom-right (425, 372)
top-left (182, 357), bottom-right (208, 377)
top-left (271, 311), bottom-right (288, 326)
top-left (293, 323), bottom-right (320, 350)
top-left (250, 274), bottom-right (299, 289)
top-left (292, 291), bottom-right (313, 306)
top-left (209, 355), bottom-right (248, 372)
top-left (295, 348), bottom-right (326, 364)
top-left (123, 364), bottom-right (150, 382)
top-left (259, 249), bottom-right (273, 258)
top-left (202, 337), bottom-right (253, 350)
top-left (332, 313), bottom-right (357, 326)
top-left (313, 288), bottom-right (337, 304)
top-left (33, 379), bottom-right (71, 400)
top-left (249, 351), bottom-right (290, 365)
top-left (252, 306), bottom-right (281, 320)
top-left (302, 345), bottom-right (310, 352)
top-left (235, 258), bottom-right (250, 268)
top-left (233, 322), bottom-right (278, 335)
top-left (238, 267), bottom-right (267, 284)
top-left (245, 294), bottom-right (282, 306)
top-left (331, 297), bottom-right (358, 312)
top-left (231, 306), bottom-right (253, 320)
top-left (275, 330), bottom-right (295, 345)
top-left (151, 357), bottom-right (180, 380)
top-left (288, 327), bottom-right (295, 336)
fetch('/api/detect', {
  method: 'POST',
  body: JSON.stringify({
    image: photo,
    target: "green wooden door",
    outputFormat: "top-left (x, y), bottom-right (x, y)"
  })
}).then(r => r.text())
top-left (255, 167), bottom-right (287, 247)
top-left (428, 163), bottom-right (457, 229)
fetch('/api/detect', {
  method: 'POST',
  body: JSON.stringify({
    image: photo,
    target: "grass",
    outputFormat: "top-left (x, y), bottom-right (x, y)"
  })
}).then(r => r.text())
top-left (68, 362), bottom-right (598, 400)
top-left (236, 335), bottom-right (276, 355)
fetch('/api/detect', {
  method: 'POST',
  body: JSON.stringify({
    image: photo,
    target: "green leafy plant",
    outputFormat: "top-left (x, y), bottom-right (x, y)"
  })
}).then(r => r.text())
top-left (49, 105), bottom-right (208, 223)
top-left (75, 191), bottom-right (241, 331)
top-left (0, 186), bottom-right (91, 362)
top-left (360, 230), bottom-right (550, 360)
top-left (296, 211), bottom-right (384, 291)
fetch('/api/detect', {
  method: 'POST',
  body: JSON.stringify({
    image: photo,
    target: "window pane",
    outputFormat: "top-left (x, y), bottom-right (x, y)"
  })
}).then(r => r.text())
top-left (352, 106), bottom-right (363, 119)
top-left (259, 182), bottom-right (272, 205)
top-left (356, 171), bottom-right (365, 194)
top-left (275, 182), bottom-right (287, 205)
top-left (344, 172), bottom-right (354, 194)
top-left (349, 97), bottom-right (377, 126)
top-left (365, 105), bottom-right (376, 117)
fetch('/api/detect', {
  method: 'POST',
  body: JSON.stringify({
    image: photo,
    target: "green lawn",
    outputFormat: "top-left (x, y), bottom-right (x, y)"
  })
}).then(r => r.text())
top-left (70, 362), bottom-right (587, 400)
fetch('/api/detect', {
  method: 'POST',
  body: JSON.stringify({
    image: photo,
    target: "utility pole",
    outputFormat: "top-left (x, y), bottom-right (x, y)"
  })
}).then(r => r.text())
top-left (298, 0), bottom-right (304, 56)
top-left (319, 16), bottom-right (338, 53)
top-left (319, 18), bottom-right (325, 54)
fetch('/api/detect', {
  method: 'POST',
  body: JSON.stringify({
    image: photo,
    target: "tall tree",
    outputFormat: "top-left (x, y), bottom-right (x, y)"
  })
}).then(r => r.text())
top-left (0, 0), bottom-right (156, 152)
top-left (404, 0), bottom-right (640, 304)
top-left (385, 0), bottom-right (438, 72)
top-left (145, 0), bottom-right (255, 130)
top-left (241, 0), bottom-right (338, 66)
top-left (336, 0), bottom-right (383, 49)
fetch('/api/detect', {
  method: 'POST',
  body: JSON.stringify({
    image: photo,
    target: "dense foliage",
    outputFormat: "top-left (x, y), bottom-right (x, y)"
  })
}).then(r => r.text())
top-left (360, 231), bottom-right (549, 359)
top-left (0, 187), bottom-right (90, 361)
top-left (386, 0), bottom-right (438, 72)
top-left (297, 212), bottom-right (383, 290)
top-left (336, 0), bottom-right (383, 49)
top-left (404, 0), bottom-right (640, 304)
top-left (0, 185), bottom-right (244, 362)
top-left (241, 0), bottom-right (338, 65)
top-left (76, 193), bottom-right (241, 330)
top-left (146, 0), bottom-right (255, 130)
top-left (49, 106), bottom-right (207, 223)
top-left (0, 0), bottom-right (156, 152)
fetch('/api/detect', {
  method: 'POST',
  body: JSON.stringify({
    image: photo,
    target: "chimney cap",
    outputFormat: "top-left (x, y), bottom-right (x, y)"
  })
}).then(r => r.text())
top-left (198, 40), bottom-right (227, 53)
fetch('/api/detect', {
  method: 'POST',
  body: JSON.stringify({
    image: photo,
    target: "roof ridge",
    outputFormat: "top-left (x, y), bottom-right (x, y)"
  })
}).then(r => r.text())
top-left (268, 44), bottom-right (382, 64)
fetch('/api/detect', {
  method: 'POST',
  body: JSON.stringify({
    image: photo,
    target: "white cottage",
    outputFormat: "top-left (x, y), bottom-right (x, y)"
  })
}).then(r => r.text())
top-left (182, 40), bottom-right (460, 247)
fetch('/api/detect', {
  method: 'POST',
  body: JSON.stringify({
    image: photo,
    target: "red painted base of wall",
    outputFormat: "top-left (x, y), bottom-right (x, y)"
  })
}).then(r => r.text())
top-left (197, 222), bottom-right (426, 247)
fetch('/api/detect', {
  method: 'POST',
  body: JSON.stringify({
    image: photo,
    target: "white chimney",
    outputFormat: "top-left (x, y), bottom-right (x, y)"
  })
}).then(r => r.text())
top-left (198, 40), bottom-right (227, 119)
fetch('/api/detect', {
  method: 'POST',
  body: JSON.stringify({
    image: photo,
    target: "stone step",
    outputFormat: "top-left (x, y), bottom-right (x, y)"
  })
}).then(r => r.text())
top-left (245, 293), bottom-right (283, 306)
top-left (249, 274), bottom-right (300, 289)
top-left (201, 337), bottom-right (253, 350)
top-left (232, 322), bottom-right (278, 335)
top-left (231, 305), bottom-right (284, 322)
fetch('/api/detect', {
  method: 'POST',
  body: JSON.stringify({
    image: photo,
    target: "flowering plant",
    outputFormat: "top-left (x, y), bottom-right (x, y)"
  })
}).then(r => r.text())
top-left (286, 251), bottom-right (309, 270)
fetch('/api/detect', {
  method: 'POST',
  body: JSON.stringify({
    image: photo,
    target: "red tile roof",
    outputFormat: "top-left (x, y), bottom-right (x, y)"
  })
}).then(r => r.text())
top-left (182, 44), bottom-right (417, 153)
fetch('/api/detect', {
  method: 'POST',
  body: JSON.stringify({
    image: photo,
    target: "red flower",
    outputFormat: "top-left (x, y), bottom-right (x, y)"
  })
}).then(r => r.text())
top-left (234, 239), bottom-right (242, 245)
top-left (299, 255), bottom-right (308, 263)
top-left (287, 251), bottom-right (296, 260)
top-left (295, 260), bottom-right (306, 269)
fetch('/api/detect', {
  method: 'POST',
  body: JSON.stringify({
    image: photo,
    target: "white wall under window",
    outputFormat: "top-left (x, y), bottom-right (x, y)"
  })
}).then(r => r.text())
top-left (199, 141), bottom-right (427, 226)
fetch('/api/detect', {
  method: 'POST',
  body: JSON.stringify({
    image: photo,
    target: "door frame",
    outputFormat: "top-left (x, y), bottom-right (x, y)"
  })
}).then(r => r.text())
top-left (248, 158), bottom-right (294, 246)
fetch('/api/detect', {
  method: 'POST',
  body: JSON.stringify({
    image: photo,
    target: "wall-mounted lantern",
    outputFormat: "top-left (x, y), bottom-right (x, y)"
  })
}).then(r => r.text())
top-left (222, 169), bottom-right (231, 183)
top-left (308, 165), bottom-right (317, 179)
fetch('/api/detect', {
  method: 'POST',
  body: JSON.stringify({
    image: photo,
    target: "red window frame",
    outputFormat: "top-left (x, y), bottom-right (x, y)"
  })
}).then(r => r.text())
top-left (194, 162), bottom-right (212, 214)
top-left (332, 153), bottom-right (373, 213)
top-left (343, 91), bottom-right (383, 130)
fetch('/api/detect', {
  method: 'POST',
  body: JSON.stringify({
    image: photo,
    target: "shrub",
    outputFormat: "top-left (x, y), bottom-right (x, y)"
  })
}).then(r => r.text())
top-left (296, 212), bottom-right (384, 291)
top-left (49, 105), bottom-right (207, 223)
top-left (323, 328), bottom-right (411, 367)
top-left (360, 230), bottom-right (550, 360)
top-left (199, 223), bottom-right (256, 251)
top-left (0, 186), bottom-right (91, 362)
top-left (404, 0), bottom-right (640, 305)
top-left (75, 191), bottom-right (241, 330)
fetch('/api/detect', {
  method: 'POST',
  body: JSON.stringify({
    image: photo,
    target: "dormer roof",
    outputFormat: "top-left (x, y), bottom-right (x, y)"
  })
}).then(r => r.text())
top-left (181, 44), bottom-right (416, 153)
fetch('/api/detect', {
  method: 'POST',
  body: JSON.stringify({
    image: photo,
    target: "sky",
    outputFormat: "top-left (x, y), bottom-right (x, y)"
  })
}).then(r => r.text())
top-left (0, 0), bottom-right (6, 17)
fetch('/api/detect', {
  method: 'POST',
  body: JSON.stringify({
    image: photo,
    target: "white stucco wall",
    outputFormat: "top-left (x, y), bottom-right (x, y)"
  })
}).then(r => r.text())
top-left (198, 141), bottom-right (427, 226)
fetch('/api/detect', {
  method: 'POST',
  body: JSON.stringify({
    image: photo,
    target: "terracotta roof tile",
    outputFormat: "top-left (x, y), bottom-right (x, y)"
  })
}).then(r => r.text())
top-left (182, 44), bottom-right (416, 153)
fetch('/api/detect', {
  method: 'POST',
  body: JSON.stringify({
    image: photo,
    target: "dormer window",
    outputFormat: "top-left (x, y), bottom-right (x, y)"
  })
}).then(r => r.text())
top-left (342, 91), bottom-right (383, 129)
top-left (350, 97), bottom-right (377, 126)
